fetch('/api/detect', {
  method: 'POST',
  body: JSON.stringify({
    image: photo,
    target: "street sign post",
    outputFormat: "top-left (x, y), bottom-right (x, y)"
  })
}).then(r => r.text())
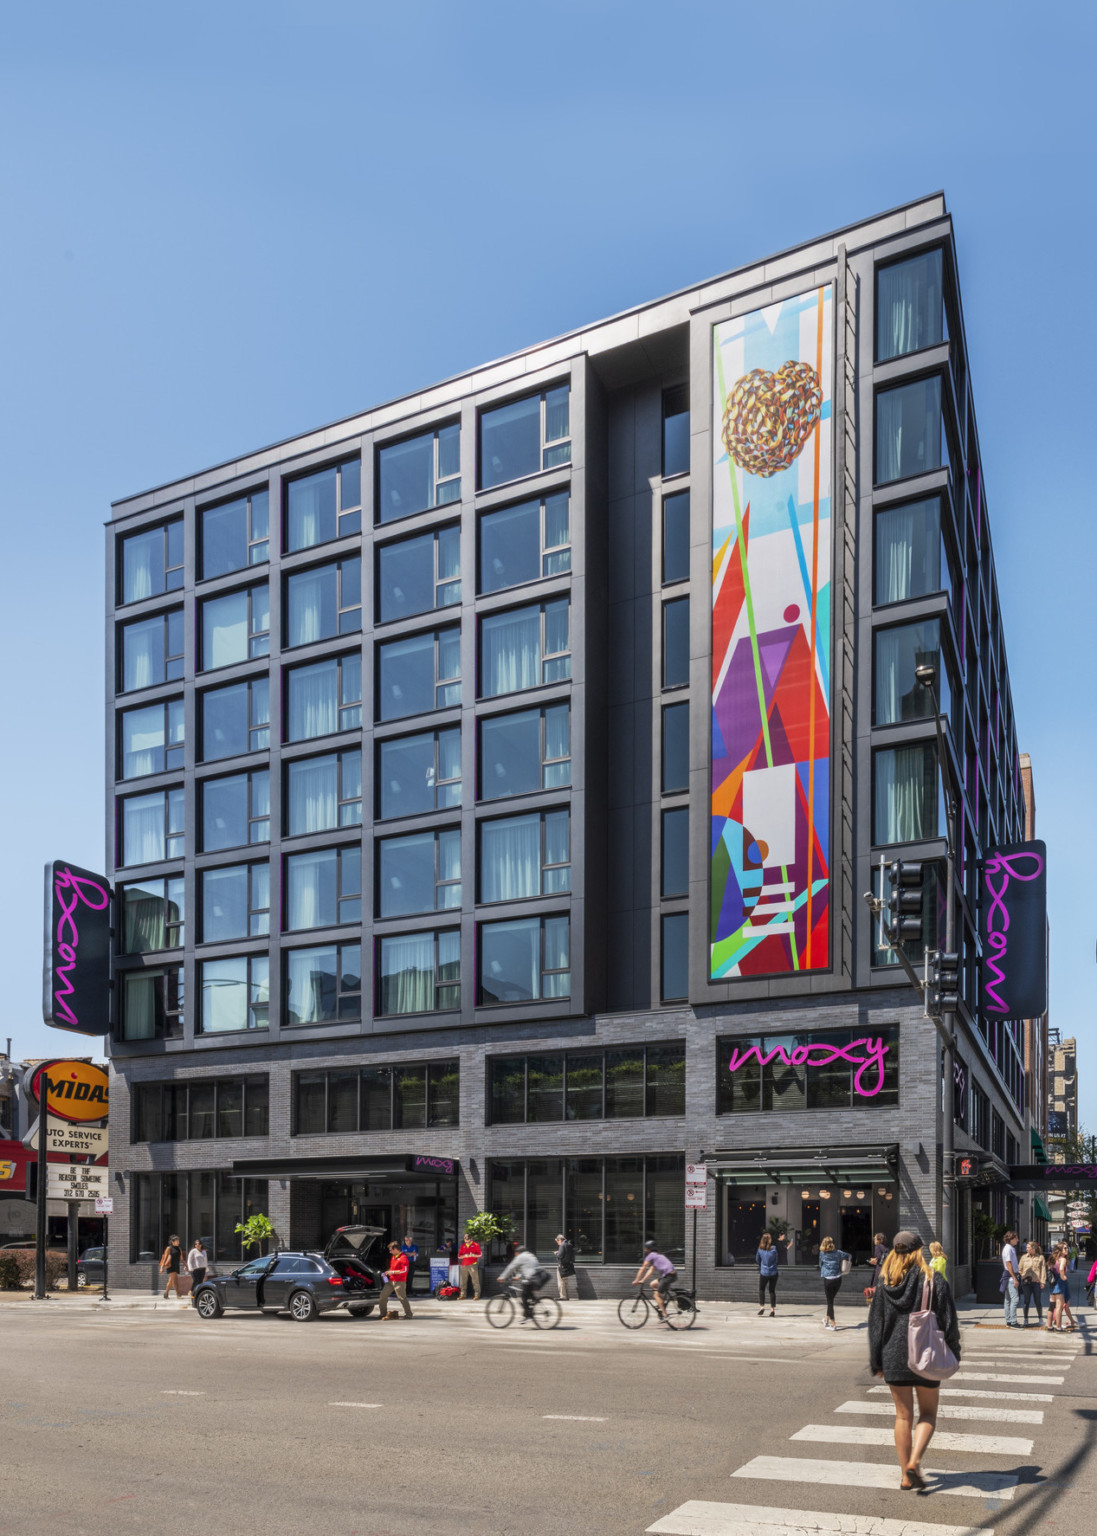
top-left (95, 1197), bottom-right (114, 1215)
top-left (685, 1163), bottom-right (708, 1301)
top-left (685, 1185), bottom-right (707, 1209)
top-left (47, 1167), bottom-right (108, 1201)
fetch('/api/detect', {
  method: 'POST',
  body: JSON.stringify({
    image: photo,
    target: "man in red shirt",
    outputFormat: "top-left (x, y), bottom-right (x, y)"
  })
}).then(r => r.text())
top-left (458, 1234), bottom-right (482, 1299)
top-left (376, 1241), bottom-right (413, 1320)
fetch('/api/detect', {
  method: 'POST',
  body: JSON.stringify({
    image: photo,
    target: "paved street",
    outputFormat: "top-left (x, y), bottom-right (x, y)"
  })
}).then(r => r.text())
top-left (3, 1296), bottom-right (1096, 1536)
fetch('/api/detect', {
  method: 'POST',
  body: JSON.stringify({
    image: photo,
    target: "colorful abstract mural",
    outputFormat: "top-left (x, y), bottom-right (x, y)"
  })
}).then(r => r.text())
top-left (711, 287), bottom-right (833, 978)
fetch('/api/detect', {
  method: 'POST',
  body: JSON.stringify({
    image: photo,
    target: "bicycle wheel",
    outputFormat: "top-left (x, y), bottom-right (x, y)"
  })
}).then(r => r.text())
top-left (530, 1296), bottom-right (562, 1330)
top-left (485, 1294), bottom-right (515, 1329)
top-left (617, 1294), bottom-right (649, 1329)
top-left (665, 1290), bottom-right (698, 1329)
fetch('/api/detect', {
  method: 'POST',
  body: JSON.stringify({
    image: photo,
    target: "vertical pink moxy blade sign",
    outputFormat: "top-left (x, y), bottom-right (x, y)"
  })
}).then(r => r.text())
top-left (979, 839), bottom-right (1047, 1020)
top-left (43, 861), bottom-right (114, 1036)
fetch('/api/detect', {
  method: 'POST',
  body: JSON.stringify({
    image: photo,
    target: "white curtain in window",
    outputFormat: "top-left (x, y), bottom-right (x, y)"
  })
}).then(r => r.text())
top-left (288, 758), bottom-right (337, 834)
top-left (286, 850), bottom-right (335, 930)
top-left (122, 705), bottom-right (164, 777)
top-left (288, 570), bottom-right (329, 647)
top-left (875, 747), bottom-right (931, 843)
top-left (288, 666), bottom-right (337, 740)
top-left (878, 504), bottom-right (916, 604)
top-left (123, 795), bottom-right (165, 864)
top-left (482, 611), bottom-right (539, 696)
top-left (124, 889), bottom-right (166, 952)
top-left (289, 481), bottom-right (324, 550)
top-left (481, 816), bottom-right (539, 901)
top-left (204, 594), bottom-right (247, 669)
top-left (202, 959), bottom-right (247, 1032)
top-left (123, 973), bottom-right (157, 1039)
top-left (125, 624), bottom-right (159, 691)
top-left (124, 533), bottom-right (157, 602)
top-left (286, 947), bottom-right (336, 1024)
top-left (381, 935), bottom-right (434, 1014)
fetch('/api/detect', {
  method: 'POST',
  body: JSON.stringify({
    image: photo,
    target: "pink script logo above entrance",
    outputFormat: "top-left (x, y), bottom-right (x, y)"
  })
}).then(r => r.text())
top-left (726, 1036), bottom-right (891, 1098)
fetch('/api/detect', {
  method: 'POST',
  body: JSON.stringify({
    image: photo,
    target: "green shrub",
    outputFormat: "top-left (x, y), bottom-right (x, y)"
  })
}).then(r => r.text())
top-left (0, 1249), bottom-right (67, 1290)
top-left (0, 1253), bottom-right (21, 1290)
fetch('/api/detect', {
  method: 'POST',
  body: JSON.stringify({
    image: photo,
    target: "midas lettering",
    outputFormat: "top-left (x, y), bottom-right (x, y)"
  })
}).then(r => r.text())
top-left (44, 1074), bottom-right (106, 1106)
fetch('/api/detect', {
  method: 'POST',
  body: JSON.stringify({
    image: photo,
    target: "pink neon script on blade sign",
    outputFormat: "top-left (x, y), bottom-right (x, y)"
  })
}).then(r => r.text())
top-left (53, 867), bottom-right (110, 1029)
top-left (982, 848), bottom-right (1044, 1013)
top-left (727, 1036), bottom-right (891, 1097)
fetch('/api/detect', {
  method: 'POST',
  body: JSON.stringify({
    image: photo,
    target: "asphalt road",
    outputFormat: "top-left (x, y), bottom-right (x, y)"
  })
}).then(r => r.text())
top-left (3, 1299), bottom-right (1095, 1536)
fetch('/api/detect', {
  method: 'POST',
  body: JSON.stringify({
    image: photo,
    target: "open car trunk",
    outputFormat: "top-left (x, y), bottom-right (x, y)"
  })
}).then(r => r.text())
top-left (323, 1225), bottom-right (387, 1286)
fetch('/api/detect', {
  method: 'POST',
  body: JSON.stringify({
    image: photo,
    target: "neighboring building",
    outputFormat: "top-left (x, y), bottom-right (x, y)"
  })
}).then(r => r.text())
top-left (104, 193), bottom-right (1032, 1297)
top-left (1048, 1031), bottom-right (1078, 1143)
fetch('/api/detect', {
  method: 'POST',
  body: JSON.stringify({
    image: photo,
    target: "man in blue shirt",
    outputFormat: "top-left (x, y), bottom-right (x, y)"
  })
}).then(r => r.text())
top-left (632, 1240), bottom-right (676, 1327)
top-left (400, 1234), bottom-right (419, 1296)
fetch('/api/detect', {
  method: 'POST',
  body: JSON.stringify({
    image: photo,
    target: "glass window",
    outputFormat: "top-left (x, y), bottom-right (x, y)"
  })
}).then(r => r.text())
top-left (121, 877), bottom-right (185, 953)
top-left (395, 1065), bottom-right (427, 1129)
top-left (199, 955), bottom-right (269, 1033)
top-left (201, 769), bottom-right (270, 851)
top-left (603, 1156), bottom-right (644, 1264)
top-left (377, 425), bottom-right (460, 523)
top-left (285, 942), bottom-right (361, 1025)
top-left (479, 386), bottom-right (570, 489)
top-left (661, 807), bottom-right (688, 898)
top-left (377, 526), bottom-right (461, 623)
top-left (662, 597), bottom-right (689, 688)
top-left (480, 810), bottom-right (570, 902)
top-left (479, 704), bottom-right (570, 800)
top-left (200, 677), bottom-right (269, 761)
top-left (200, 586), bottom-right (269, 669)
top-left (286, 653), bottom-right (362, 741)
top-left (662, 385), bottom-right (689, 477)
top-left (873, 620), bottom-right (950, 727)
top-left (286, 460), bottom-right (362, 552)
top-left (876, 377), bottom-right (944, 486)
top-left (876, 249), bottom-right (944, 362)
top-left (528, 1159), bottom-right (566, 1259)
top-left (565, 1052), bottom-right (602, 1121)
top-left (874, 497), bottom-right (947, 606)
top-left (527, 1055), bottom-right (564, 1122)
top-left (201, 863), bottom-right (270, 942)
top-left (717, 1028), bottom-right (899, 1112)
top-left (286, 558), bottom-right (361, 646)
top-left (490, 1057), bottom-right (526, 1124)
top-left (121, 610), bottom-right (184, 692)
top-left (285, 845), bottom-right (361, 929)
top-left (873, 744), bottom-right (939, 845)
top-left (378, 930), bottom-right (460, 1015)
top-left (361, 1065), bottom-right (393, 1129)
top-left (121, 521), bottom-right (184, 604)
top-left (662, 491), bottom-right (690, 583)
top-left (120, 966), bottom-right (184, 1040)
top-left (661, 912), bottom-right (688, 1001)
top-left (377, 727), bottom-right (461, 820)
top-left (377, 828), bottom-right (461, 916)
top-left (479, 493), bottom-right (571, 594)
top-left (428, 1060), bottom-right (460, 1126)
top-left (480, 915), bottom-right (569, 1004)
top-left (201, 490), bottom-right (269, 578)
top-left (377, 628), bottom-right (460, 721)
top-left (120, 788), bottom-right (185, 866)
top-left (662, 702), bottom-right (689, 793)
top-left (481, 599), bottom-right (570, 697)
top-left (287, 749), bottom-right (362, 835)
top-left (645, 1043), bottom-right (685, 1116)
top-left (605, 1047), bottom-right (644, 1118)
top-left (120, 699), bottom-right (184, 779)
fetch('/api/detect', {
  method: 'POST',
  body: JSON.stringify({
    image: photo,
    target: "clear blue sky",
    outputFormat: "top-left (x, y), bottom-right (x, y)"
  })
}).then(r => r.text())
top-left (2, 2), bottom-right (1093, 1126)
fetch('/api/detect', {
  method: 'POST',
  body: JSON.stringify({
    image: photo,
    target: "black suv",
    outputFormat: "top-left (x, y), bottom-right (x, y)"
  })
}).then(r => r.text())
top-left (192, 1226), bottom-right (386, 1323)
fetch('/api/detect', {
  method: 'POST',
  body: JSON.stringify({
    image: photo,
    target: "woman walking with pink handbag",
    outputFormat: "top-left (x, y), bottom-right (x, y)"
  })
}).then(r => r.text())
top-left (868, 1230), bottom-right (961, 1491)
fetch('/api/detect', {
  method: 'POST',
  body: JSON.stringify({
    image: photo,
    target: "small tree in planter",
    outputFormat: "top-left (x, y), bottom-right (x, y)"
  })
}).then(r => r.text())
top-left (235, 1213), bottom-right (275, 1257)
top-left (464, 1210), bottom-right (513, 1260)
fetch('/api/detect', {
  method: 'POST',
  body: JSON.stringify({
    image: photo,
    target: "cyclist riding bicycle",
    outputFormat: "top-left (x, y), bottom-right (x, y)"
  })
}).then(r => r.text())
top-left (632, 1239), bottom-right (676, 1327)
top-left (497, 1240), bottom-right (549, 1324)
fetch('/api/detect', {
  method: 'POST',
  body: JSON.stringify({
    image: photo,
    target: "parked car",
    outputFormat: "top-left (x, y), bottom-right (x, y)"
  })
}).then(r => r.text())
top-left (75, 1246), bottom-right (105, 1287)
top-left (192, 1226), bottom-right (386, 1323)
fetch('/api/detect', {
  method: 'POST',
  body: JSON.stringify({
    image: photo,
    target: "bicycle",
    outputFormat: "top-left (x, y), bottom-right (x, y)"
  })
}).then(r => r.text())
top-left (486, 1282), bottom-right (562, 1330)
top-left (617, 1283), bottom-right (697, 1330)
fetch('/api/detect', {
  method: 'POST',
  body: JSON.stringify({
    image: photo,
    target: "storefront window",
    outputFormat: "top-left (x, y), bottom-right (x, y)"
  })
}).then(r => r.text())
top-left (292, 1061), bottom-right (459, 1134)
top-left (716, 1176), bottom-right (897, 1267)
top-left (488, 1043), bottom-right (685, 1124)
top-left (130, 1171), bottom-right (268, 1264)
top-left (488, 1155), bottom-right (685, 1264)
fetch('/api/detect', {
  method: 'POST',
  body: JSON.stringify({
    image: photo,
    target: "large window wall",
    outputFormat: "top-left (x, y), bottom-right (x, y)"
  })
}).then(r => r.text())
top-left (488, 1155), bottom-right (684, 1265)
top-left (130, 1172), bottom-right (268, 1264)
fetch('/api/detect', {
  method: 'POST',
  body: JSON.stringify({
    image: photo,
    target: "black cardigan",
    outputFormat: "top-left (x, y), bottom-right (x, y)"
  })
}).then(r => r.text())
top-left (868, 1266), bottom-right (961, 1385)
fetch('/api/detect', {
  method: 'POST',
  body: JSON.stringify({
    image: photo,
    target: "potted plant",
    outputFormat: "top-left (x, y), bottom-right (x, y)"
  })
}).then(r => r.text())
top-left (234, 1213), bottom-right (275, 1257)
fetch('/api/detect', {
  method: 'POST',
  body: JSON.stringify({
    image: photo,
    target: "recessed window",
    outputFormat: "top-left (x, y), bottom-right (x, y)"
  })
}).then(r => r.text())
top-left (377, 425), bottom-right (460, 523)
top-left (873, 619), bottom-right (951, 727)
top-left (120, 788), bottom-right (185, 866)
top-left (661, 807), bottom-right (688, 898)
top-left (661, 702), bottom-right (689, 794)
top-left (377, 726), bottom-right (461, 820)
top-left (662, 597), bottom-right (689, 688)
top-left (662, 385), bottom-right (689, 477)
top-left (201, 863), bottom-right (271, 942)
top-left (121, 521), bottom-right (184, 605)
top-left (120, 966), bottom-right (184, 1040)
top-left (377, 627), bottom-right (460, 721)
top-left (120, 877), bottom-right (185, 953)
top-left (479, 493), bottom-right (570, 593)
top-left (377, 828), bottom-right (461, 917)
top-left (717, 1026), bottom-right (899, 1112)
top-left (133, 1077), bottom-right (268, 1143)
top-left (285, 941), bottom-right (361, 1025)
top-left (377, 930), bottom-right (460, 1015)
top-left (480, 810), bottom-right (570, 902)
top-left (287, 749), bottom-right (362, 835)
top-left (480, 598), bottom-right (570, 697)
top-left (119, 699), bottom-right (185, 779)
top-left (377, 526), bottom-right (460, 623)
top-left (479, 704), bottom-right (570, 800)
top-left (286, 557), bottom-right (361, 647)
top-left (201, 490), bottom-right (269, 578)
top-left (200, 585), bottom-right (270, 670)
top-left (285, 845), bottom-right (361, 930)
top-left (480, 914), bottom-right (569, 1004)
top-left (875, 377), bottom-right (944, 486)
top-left (479, 387), bottom-right (570, 490)
top-left (661, 912), bottom-right (688, 1002)
top-left (874, 497), bottom-right (951, 606)
top-left (293, 1061), bottom-right (458, 1134)
top-left (286, 459), bottom-right (362, 552)
top-left (201, 769), bottom-right (270, 852)
top-left (876, 249), bottom-right (944, 362)
top-left (286, 653), bottom-right (362, 741)
top-left (200, 677), bottom-right (270, 762)
top-left (489, 1043), bottom-right (684, 1124)
top-left (873, 743), bottom-right (939, 844)
top-left (662, 491), bottom-right (690, 584)
top-left (199, 955), bottom-right (270, 1034)
top-left (121, 610), bottom-right (184, 692)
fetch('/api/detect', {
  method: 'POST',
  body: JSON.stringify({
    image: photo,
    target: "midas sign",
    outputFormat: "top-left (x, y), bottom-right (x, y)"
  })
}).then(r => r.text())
top-left (31, 1060), bottom-right (109, 1124)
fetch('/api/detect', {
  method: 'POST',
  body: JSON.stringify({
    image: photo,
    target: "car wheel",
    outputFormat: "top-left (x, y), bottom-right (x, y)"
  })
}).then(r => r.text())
top-left (76, 1273), bottom-right (87, 1288)
top-left (195, 1290), bottom-right (222, 1320)
top-left (347, 1303), bottom-right (374, 1317)
top-left (289, 1289), bottom-right (318, 1322)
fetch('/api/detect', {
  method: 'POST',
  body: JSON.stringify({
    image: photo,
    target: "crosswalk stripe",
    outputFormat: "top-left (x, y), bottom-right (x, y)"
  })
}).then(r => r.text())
top-left (834, 1399), bottom-right (1043, 1425)
top-left (730, 1457), bottom-right (1017, 1501)
top-left (952, 1370), bottom-right (1063, 1384)
top-left (867, 1384), bottom-right (1054, 1403)
top-left (790, 1424), bottom-right (1032, 1456)
top-left (647, 1502), bottom-right (993, 1536)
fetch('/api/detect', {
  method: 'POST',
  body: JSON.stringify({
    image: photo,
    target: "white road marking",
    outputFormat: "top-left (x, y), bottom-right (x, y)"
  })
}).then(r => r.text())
top-left (731, 1457), bottom-right (1017, 1501)
top-left (867, 1384), bottom-right (1054, 1403)
top-left (952, 1370), bottom-right (1063, 1384)
top-left (328, 1402), bottom-right (382, 1408)
top-left (160, 1390), bottom-right (205, 1395)
top-left (791, 1424), bottom-right (1033, 1456)
top-left (542, 1414), bottom-right (607, 1421)
top-left (648, 1502), bottom-right (992, 1536)
top-left (834, 1399), bottom-right (1043, 1425)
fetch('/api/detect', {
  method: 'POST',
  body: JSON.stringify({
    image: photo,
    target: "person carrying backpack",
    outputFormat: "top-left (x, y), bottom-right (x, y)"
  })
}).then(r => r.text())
top-left (497, 1240), bottom-right (549, 1324)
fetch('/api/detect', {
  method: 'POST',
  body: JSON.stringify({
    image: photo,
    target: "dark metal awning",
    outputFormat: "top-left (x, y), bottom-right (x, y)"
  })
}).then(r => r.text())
top-left (706, 1144), bottom-right (899, 1186)
top-left (232, 1153), bottom-right (459, 1181)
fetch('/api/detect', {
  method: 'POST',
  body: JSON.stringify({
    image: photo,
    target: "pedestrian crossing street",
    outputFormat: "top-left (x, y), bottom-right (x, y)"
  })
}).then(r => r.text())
top-left (647, 1328), bottom-right (1084, 1535)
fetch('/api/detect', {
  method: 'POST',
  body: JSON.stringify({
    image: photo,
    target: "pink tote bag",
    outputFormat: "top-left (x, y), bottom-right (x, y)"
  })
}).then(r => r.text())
top-left (907, 1274), bottom-right (959, 1381)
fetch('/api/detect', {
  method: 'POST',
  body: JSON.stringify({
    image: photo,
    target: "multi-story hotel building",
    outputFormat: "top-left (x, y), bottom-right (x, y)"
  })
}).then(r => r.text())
top-left (104, 193), bottom-right (1032, 1297)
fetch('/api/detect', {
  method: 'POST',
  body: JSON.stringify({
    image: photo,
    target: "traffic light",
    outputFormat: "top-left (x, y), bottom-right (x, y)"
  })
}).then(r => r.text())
top-left (886, 860), bottom-right (924, 944)
top-left (928, 950), bottom-right (961, 1016)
